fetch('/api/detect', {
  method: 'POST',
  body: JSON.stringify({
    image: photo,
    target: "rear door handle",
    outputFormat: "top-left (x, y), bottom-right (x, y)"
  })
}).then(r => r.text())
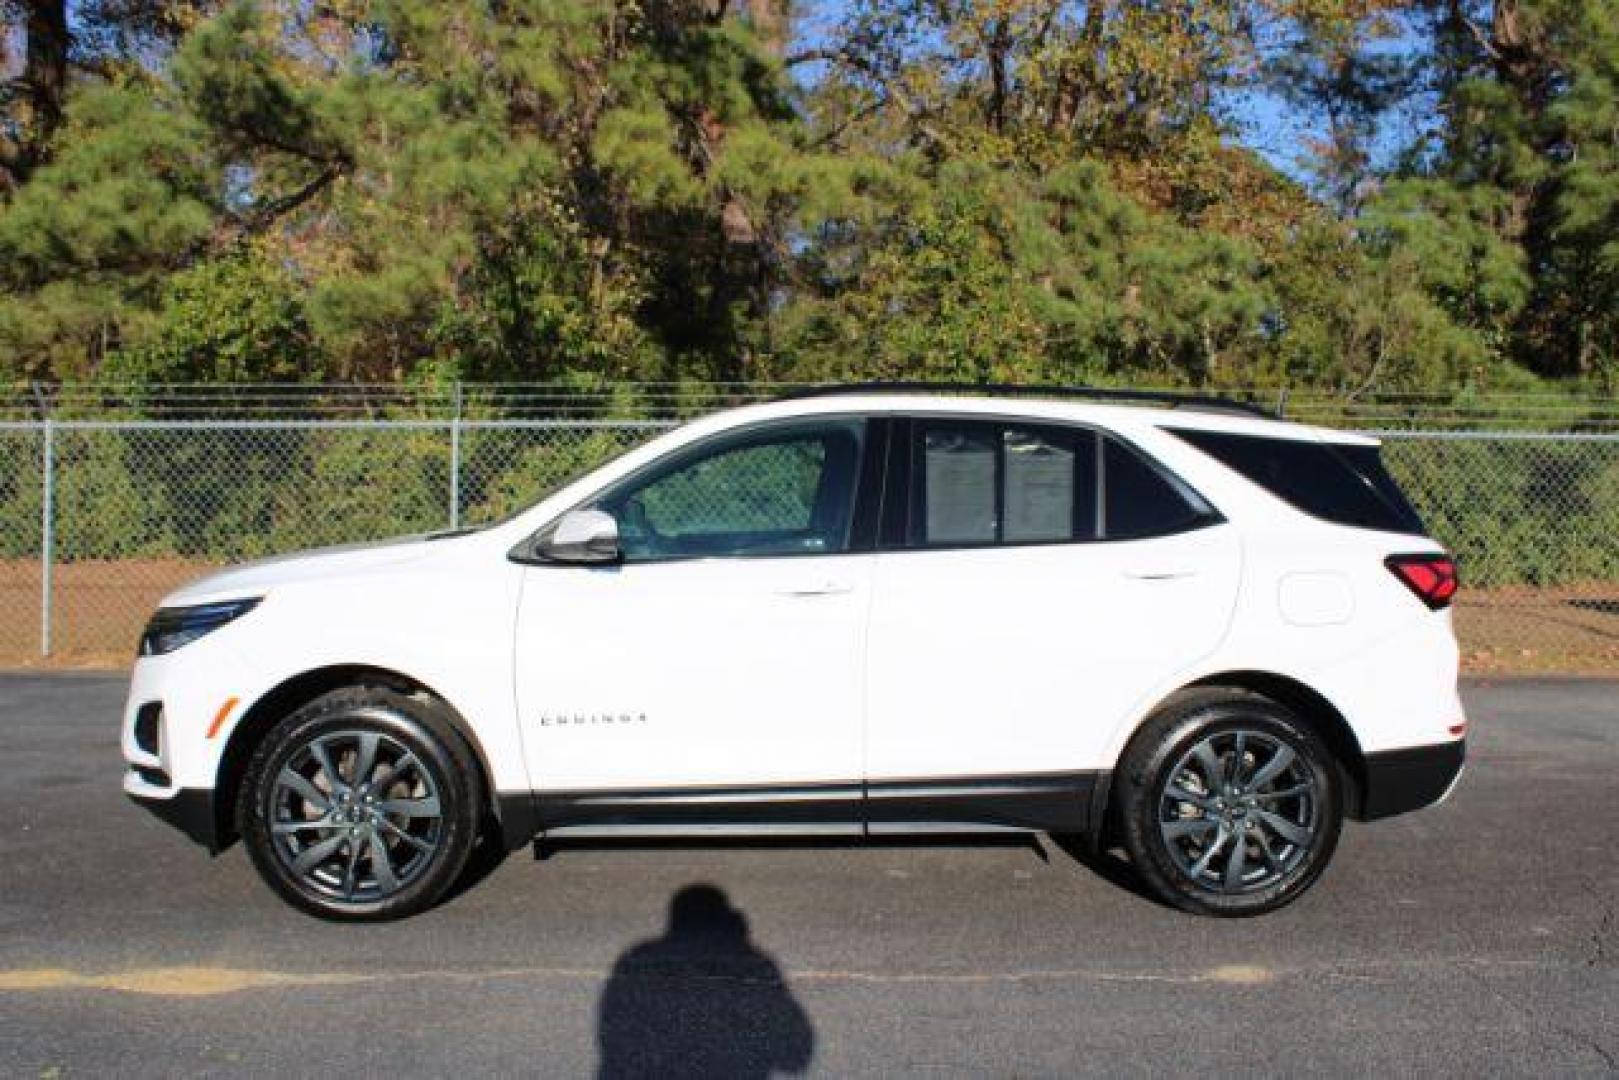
top-left (1123, 568), bottom-right (1198, 581)
top-left (776, 580), bottom-right (855, 597)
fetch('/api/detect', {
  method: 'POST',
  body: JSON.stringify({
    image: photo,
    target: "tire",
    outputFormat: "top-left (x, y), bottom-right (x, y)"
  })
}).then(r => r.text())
top-left (1115, 689), bottom-right (1343, 917)
top-left (238, 686), bottom-right (484, 921)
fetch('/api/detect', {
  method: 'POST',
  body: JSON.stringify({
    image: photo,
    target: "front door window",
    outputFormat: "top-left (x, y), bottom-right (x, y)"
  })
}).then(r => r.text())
top-left (596, 420), bottom-right (865, 561)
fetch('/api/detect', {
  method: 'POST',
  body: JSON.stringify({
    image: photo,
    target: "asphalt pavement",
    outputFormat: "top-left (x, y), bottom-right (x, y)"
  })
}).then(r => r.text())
top-left (0, 673), bottom-right (1615, 1077)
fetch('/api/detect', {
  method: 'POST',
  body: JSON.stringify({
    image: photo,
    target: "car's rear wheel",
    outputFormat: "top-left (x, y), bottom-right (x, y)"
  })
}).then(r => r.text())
top-left (238, 687), bottom-right (482, 921)
top-left (1116, 690), bottom-right (1343, 916)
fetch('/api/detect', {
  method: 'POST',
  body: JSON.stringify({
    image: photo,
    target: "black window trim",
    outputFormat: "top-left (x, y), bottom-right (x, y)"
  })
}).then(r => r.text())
top-left (515, 413), bottom-right (888, 567)
top-left (883, 412), bottom-right (1225, 554)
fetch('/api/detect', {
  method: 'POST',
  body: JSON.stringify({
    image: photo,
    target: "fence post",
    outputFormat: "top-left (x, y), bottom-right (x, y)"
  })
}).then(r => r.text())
top-left (34, 384), bottom-right (54, 658)
top-left (449, 382), bottom-right (462, 529)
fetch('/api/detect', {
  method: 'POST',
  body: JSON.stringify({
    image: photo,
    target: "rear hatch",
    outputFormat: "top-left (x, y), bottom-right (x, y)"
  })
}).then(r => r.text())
top-left (1167, 427), bottom-right (1457, 611)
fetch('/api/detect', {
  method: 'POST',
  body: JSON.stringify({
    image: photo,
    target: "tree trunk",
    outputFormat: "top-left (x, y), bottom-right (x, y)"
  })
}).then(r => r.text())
top-left (987, 17), bottom-right (1011, 133)
top-left (24, 0), bottom-right (69, 160)
top-left (3, 0), bottom-right (69, 186)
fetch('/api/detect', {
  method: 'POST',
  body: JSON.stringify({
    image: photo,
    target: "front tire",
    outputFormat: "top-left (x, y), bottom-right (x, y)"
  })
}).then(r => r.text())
top-left (238, 686), bottom-right (483, 921)
top-left (1116, 690), bottom-right (1343, 916)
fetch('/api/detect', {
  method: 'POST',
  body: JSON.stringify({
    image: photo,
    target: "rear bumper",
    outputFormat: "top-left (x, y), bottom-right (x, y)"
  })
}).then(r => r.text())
top-left (1359, 739), bottom-right (1465, 820)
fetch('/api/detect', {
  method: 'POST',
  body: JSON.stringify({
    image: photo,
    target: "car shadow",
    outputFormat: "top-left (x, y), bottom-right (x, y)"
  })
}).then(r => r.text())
top-left (596, 883), bottom-right (814, 1079)
top-left (1046, 834), bottom-right (1174, 909)
top-left (534, 832), bottom-right (1169, 910)
top-left (535, 832), bottom-right (1045, 860)
top-left (438, 828), bottom-right (511, 906)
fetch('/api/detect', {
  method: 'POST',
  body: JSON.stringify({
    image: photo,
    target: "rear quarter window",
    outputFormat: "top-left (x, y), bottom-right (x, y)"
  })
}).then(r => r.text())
top-left (1103, 437), bottom-right (1215, 539)
top-left (1169, 428), bottom-right (1427, 536)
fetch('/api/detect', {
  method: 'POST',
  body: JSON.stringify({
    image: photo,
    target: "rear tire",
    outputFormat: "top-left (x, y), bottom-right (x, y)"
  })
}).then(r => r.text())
top-left (1116, 689), bottom-right (1343, 916)
top-left (238, 686), bottom-right (483, 921)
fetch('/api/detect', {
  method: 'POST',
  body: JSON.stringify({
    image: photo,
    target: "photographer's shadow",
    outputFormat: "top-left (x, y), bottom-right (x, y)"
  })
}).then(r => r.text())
top-left (596, 884), bottom-right (814, 1079)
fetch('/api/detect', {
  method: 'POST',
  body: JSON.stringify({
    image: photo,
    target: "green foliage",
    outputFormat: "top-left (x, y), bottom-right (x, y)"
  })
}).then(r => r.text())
top-left (1360, 181), bottom-right (1532, 334)
top-left (0, 0), bottom-right (1615, 391)
top-left (774, 164), bottom-right (1049, 382)
top-left (1547, 6), bottom-right (1619, 377)
top-left (290, 429), bottom-right (449, 548)
top-left (52, 430), bottom-right (175, 559)
top-left (102, 248), bottom-right (316, 383)
top-left (1384, 440), bottom-right (1619, 587)
top-left (1265, 219), bottom-right (1490, 393)
top-left (0, 84), bottom-right (216, 286)
top-left (1415, 0), bottom-right (1619, 381)
top-left (426, 212), bottom-right (658, 383)
top-left (13, 422), bottom-right (1611, 590)
top-left (0, 430), bottom-right (43, 559)
top-left (463, 429), bottom-right (644, 523)
top-left (0, 83), bottom-right (218, 377)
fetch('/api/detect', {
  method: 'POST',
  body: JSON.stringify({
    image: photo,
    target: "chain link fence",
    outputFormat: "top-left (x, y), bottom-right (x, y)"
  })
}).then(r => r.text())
top-left (1377, 432), bottom-right (1619, 674)
top-left (2, 385), bottom-right (1616, 673)
top-left (0, 418), bottom-right (666, 665)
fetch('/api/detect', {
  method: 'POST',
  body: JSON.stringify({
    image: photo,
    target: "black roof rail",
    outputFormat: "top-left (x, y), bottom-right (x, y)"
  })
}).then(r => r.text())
top-left (774, 381), bottom-right (1279, 420)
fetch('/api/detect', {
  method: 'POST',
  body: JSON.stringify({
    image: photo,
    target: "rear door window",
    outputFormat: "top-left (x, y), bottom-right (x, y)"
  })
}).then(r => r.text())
top-left (1004, 429), bottom-right (1080, 542)
top-left (1169, 428), bottom-right (1427, 535)
top-left (920, 427), bottom-right (998, 543)
top-left (907, 419), bottom-right (1212, 547)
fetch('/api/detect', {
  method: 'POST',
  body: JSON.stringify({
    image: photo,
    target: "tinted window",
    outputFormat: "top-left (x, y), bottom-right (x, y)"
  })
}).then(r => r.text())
top-left (1170, 428), bottom-right (1426, 535)
top-left (597, 420), bottom-right (865, 560)
top-left (1004, 429), bottom-right (1081, 542)
top-left (913, 417), bottom-right (1152, 544)
top-left (1103, 437), bottom-right (1214, 539)
top-left (913, 421), bottom-right (1098, 545)
top-left (1335, 444), bottom-right (1427, 534)
top-left (921, 426), bottom-right (998, 543)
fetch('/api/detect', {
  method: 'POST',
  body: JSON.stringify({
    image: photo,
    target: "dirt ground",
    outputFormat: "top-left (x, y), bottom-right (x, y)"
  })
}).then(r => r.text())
top-left (1453, 583), bottom-right (1619, 674)
top-left (2, 558), bottom-right (1616, 674)
top-left (0, 558), bottom-right (211, 670)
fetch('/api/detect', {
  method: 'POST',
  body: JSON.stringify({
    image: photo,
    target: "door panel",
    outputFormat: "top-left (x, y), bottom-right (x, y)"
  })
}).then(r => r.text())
top-left (865, 415), bottom-right (1240, 787)
top-left (514, 416), bottom-right (877, 800)
top-left (517, 558), bottom-right (871, 792)
top-left (864, 528), bottom-right (1240, 781)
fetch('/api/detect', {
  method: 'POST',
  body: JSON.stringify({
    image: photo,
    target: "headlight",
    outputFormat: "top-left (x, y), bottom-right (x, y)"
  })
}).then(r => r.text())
top-left (139, 598), bottom-right (262, 657)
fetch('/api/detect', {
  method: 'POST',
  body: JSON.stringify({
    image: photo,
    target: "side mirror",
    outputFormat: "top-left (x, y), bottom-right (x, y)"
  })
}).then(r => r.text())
top-left (536, 509), bottom-right (621, 564)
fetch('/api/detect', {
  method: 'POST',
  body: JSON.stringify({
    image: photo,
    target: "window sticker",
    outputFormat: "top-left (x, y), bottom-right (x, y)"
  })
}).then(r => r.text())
top-left (924, 429), bottom-right (996, 542)
top-left (1003, 431), bottom-right (1073, 542)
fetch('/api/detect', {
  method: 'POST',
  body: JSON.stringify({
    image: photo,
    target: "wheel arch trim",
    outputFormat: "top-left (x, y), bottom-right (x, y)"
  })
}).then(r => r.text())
top-left (1114, 669), bottom-right (1370, 820)
top-left (212, 663), bottom-right (513, 852)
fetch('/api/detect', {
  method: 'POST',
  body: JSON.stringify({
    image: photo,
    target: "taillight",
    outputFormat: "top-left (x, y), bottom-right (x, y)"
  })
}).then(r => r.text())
top-left (1385, 553), bottom-right (1459, 610)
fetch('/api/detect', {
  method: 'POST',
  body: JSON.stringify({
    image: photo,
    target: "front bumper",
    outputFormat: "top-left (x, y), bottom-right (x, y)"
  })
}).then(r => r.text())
top-left (1359, 739), bottom-right (1465, 820)
top-left (120, 638), bottom-right (254, 851)
top-left (126, 781), bottom-right (219, 852)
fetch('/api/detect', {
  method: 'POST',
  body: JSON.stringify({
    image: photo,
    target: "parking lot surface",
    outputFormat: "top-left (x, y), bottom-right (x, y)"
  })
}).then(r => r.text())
top-left (1, 674), bottom-right (1614, 1077)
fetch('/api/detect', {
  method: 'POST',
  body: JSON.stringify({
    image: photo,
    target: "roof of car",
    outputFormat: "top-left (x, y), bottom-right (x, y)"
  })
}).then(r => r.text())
top-left (714, 388), bottom-right (1372, 445)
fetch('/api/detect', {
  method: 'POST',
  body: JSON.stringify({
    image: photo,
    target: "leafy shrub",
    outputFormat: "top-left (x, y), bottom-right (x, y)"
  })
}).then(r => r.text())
top-left (1383, 439), bottom-right (1619, 587)
top-left (10, 421), bottom-right (1617, 593)
top-left (0, 431), bottom-right (43, 559)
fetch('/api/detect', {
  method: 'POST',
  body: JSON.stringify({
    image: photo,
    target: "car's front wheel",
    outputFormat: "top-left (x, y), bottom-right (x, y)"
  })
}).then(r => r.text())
top-left (238, 687), bottom-right (482, 921)
top-left (1115, 689), bottom-right (1343, 916)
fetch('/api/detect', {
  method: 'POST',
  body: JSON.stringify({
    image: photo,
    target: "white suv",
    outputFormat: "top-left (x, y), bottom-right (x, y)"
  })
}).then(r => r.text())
top-left (121, 387), bottom-right (1466, 920)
